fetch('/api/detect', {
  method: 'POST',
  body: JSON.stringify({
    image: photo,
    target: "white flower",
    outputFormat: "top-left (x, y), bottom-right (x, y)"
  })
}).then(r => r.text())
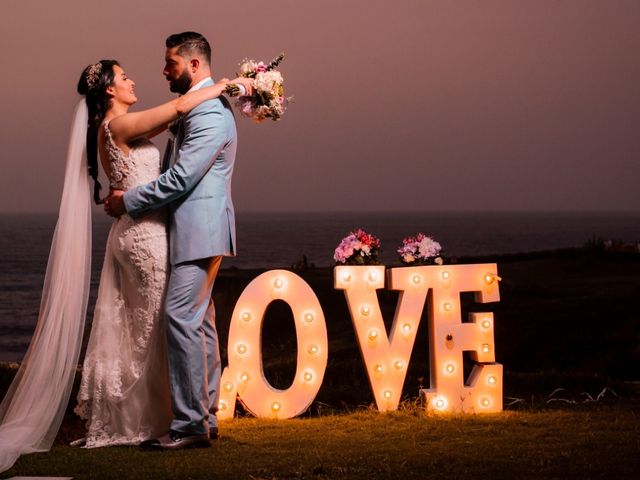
top-left (254, 71), bottom-right (283, 93)
top-left (434, 256), bottom-right (443, 265)
top-left (239, 60), bottom-right (258, 76)
top-left (418, 237), bottom-right (441, 258)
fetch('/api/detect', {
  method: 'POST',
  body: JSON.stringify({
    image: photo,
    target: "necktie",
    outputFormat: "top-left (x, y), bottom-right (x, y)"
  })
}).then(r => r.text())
top-left (162, 137), bottom-right (174, 173)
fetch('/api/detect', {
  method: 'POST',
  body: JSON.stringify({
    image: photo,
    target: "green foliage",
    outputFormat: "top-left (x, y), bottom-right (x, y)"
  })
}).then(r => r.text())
top-left (267, 53), bottom-right (285, 71)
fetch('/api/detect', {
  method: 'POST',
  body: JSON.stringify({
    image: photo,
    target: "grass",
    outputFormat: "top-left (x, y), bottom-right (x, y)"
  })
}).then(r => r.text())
top-left (4, 403), bottom-right (640, 479)
top-left (3, 249), bottom-right (640, 478)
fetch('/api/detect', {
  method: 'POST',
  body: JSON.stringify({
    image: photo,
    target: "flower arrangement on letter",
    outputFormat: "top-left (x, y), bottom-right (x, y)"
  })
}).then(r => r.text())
top-left (398, 233), bottom-right (444, 265)
top-left (226, 53), bottom-right (291, 122)
top-left (334, 229), bottom-right (381, 265)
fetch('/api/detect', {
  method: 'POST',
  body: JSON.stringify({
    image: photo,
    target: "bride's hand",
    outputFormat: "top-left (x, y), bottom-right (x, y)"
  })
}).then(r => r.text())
top-left (230, 77), bottom-right (254, 97)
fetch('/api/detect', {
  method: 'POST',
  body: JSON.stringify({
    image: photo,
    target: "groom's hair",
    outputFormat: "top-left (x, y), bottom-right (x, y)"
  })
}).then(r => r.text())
top-left (166, 32), bottom-right (211, 65)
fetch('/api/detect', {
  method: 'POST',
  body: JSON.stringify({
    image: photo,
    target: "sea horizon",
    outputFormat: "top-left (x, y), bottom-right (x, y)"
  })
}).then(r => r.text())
top-left (1, 210), bottom-right (639, 268)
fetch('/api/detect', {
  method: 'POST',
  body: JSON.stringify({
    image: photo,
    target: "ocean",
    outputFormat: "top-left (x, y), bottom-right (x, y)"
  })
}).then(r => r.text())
top-left (1, 211), bottom-right (639, 361)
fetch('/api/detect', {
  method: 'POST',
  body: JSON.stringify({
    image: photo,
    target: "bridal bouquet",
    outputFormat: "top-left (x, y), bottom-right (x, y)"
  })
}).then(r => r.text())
top-left (397, 233), bottom-right (444, 265)
top-left (226, 53), bottom-right (291, 122)
top-left (334, 229), bottom-right (381, 265)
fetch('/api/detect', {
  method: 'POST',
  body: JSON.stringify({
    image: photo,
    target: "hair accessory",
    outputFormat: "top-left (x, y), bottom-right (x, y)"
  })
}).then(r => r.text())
top-left (86, 62), bottom-right (102, 90)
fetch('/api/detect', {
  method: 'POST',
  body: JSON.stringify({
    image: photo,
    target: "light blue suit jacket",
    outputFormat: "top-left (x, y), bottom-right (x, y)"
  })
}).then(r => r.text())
top-left (123, 78), bottom-right (237, 265)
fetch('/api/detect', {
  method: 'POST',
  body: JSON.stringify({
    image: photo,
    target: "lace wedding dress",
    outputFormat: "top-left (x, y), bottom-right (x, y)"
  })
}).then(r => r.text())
top-left (74, 121), bottom-right (172, 447)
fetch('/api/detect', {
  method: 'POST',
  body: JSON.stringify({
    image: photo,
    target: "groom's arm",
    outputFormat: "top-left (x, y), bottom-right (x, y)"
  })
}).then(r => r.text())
top-left (122, 101), bottom-right (228, 217)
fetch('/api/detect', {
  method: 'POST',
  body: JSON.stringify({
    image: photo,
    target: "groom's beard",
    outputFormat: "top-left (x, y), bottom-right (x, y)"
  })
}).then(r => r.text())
top-left (169, 70), bottom-right (192, 94)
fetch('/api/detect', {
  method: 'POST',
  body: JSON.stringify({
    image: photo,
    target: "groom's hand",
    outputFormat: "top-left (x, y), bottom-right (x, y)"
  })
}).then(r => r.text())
top-left (104, 190), bottom-right (126, 218)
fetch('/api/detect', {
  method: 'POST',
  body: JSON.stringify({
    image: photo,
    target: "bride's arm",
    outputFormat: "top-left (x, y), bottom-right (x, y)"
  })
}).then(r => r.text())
top-left (109, 77), bottom-right (252, 143)
top-left (146, 125), bottom-right (168, 139)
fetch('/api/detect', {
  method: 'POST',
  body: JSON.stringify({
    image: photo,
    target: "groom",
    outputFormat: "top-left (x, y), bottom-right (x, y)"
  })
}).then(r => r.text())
top-left (106, 31), bottom-right (237, 449)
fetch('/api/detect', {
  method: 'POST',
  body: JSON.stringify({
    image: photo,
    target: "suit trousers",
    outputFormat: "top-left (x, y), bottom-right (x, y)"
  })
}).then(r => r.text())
top-left (165, 256), bottom-right (222, 434)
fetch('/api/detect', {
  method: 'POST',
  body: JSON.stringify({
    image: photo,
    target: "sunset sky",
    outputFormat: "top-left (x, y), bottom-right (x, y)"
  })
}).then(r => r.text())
top-left (0, 0), bottom-right (638, 213)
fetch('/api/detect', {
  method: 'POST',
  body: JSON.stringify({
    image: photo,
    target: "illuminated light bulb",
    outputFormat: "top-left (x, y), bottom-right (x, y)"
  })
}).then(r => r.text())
top-left (443, 302), bottom-right (453, 312)
top-left (487, 375), bottom-right (497, 385)
top-left (444, 362), bottom-right (456, 374)
top-left (360, 305), bottom-right (371, 317)
top-left (368, 270), bottom-right (378, 282)
top-left (484, 273), bottom-right (501, 284)
top-left (308, 344), bottom-right (319, 355)
top-left (480, 397), bottom-right (492, 408)
top-left (402, 323), bottom-right (412, 334)
top-left (273, 278), bottom-right (284, 289)
top-left (481, 319), bottom-right (492, 330)
top-left (394, 360), bottom-right (405, 370)
top-left (383, 390), bottom-right (392, 400)
top-left (236, 344), bottom-right (248, 355)
top-left (218, 401), bottom-right (228, 411)
top-left (240, 372), bottom-right (250, 383)
top-left (368, 329), bottom-right (379, 341)
top-left (303, 371), bottom-right (314, 382)
top-left (482, 343), bottom-right (491, 354)
top-left (241, 311), bottom-right (252, 322)
top-left (433, 396), bottom-right (448, 411)
top-left (374, 364), bottom-right (384, 374)
top-left (411, 275), bottom-right (421, 285)
top-left (441, 271), bottom-right (450, 280)
top-left (342, 272), bottom-right (352, 282)
top-left (271, 401), bottom-right (281, 412)
top-left (223, 381), bottom-right (234, 392)
top-left (303, 312), bottom-right (315, 323)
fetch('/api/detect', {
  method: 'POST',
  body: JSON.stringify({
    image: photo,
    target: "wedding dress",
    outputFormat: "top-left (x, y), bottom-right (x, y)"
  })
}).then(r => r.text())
top-left (0, 103), bottom-right (174, 473)
top-left (74, 121), bottom-right (172, 447)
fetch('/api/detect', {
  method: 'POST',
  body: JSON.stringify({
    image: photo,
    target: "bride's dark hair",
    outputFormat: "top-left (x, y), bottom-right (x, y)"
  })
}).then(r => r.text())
top-left (77, 60), bottom-right (120, 204)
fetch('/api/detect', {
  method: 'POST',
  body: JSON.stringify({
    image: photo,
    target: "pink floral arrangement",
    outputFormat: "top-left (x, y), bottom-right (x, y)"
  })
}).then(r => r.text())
top-left (226, 53), bottom-right (291, 122)
top-left (333, 229), bottom-right (381, 265)
top-left (398, 233), bottom-right (444, 265)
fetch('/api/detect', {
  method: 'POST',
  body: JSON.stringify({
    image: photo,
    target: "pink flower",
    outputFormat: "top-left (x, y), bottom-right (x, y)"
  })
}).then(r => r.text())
top-left (238, 98), bottom-right (254, 117)
top-left (256, 62), bottom-right (267, 73)
top-left (333, 229), bottom-right (381, 265)
top-left (398, 232), bottom-right (444, 265)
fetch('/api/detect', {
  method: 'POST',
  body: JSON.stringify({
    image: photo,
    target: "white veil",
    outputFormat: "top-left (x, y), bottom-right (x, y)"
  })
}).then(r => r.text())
top-left (0, 100), bottom-right (92, 472)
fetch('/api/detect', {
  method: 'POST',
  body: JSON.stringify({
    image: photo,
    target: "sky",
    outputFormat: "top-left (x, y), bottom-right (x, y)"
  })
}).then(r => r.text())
top-left (0, 0), bottom-right (639, 213)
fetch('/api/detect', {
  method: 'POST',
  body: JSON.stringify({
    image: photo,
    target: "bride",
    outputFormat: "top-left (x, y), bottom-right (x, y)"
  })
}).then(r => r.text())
top-left (0, 60), bottom-right (252, 469)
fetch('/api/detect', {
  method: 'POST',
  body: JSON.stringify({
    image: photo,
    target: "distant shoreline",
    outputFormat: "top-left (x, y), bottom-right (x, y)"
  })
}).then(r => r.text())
top-left (1, 209), bottom-right (640, 216)
top-left (2, 245), bottom-right (639, 380)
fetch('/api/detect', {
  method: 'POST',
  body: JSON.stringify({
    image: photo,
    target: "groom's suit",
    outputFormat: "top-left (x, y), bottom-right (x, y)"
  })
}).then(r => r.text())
top-left (123, 77), bottom-right (237, 435)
